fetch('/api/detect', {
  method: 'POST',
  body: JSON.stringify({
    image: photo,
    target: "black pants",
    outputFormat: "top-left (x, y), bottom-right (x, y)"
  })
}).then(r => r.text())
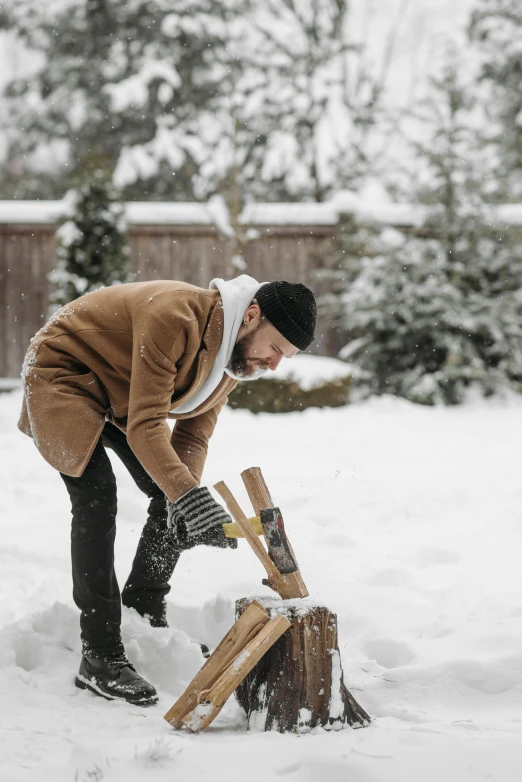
top-left (60, 421), bottom-right (181, 657)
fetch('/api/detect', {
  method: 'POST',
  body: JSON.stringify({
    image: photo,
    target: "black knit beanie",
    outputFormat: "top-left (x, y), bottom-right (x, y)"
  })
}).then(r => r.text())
top-left (256, 281), bottom-right (317, 351)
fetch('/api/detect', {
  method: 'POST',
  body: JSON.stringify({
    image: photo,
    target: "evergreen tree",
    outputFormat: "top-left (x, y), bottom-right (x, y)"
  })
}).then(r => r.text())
top-left (49, 172), bottom-right (131, 308)
top-left (469, 0), bottom-right (522, 199)
top-left (316, 207), bottom-right (394, 355)
top-left (337, 63), bottom-right (522, 404)
top-left (225, 0), bottom-right (392, 203)
top-left (0, 0), bottom-right (240, 200)
top-left (0, 0), bottom-right (395, 205)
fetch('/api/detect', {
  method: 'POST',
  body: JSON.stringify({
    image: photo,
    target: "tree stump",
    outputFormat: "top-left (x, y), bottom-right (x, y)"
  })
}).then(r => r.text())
top-left (235, 598), bottom-right (371, 733)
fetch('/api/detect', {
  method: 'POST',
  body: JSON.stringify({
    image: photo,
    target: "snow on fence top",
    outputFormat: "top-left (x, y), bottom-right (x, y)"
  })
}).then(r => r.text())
top-left (126, 202), bottom-right (214, 225)
top-left (0, 196), bottom-right (521, 228)
top-left (0, 201), bottom-right (66, 225)
top-left (0, 200), bottom-right (214, 226)
top-left (240, 202), bottom-right (338, 226)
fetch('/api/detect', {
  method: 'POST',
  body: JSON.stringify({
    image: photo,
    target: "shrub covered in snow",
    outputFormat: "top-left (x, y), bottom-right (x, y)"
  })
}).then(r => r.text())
top-left (228, 355), bottom-right (351, 413)
top-left (337, 64), bottom-right (522, 405)
top-left (228, 375), bottom-right (351, 414)
top-left (339, 237), bottom-right (522, 404)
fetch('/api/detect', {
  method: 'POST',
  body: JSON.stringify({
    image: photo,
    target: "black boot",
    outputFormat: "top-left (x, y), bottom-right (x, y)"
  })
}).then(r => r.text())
top-left (75, 654), bottom-right (158, 705)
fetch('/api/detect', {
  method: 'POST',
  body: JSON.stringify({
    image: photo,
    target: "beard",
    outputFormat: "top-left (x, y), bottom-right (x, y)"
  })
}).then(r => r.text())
top-left (226, 327), bottom-right (270, 380)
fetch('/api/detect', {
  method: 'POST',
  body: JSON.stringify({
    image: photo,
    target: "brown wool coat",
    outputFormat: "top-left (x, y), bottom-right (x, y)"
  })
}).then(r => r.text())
top-left (18, 281), bottom-right (237, 502)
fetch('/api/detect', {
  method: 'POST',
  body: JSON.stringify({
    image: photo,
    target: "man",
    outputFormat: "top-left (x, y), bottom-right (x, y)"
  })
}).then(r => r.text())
top-left (18, 274), bottom-right (316, 706)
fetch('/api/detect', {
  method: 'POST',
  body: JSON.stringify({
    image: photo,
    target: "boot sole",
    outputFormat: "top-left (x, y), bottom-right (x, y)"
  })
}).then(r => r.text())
top-left (75, 674), bottom-right (159, 706)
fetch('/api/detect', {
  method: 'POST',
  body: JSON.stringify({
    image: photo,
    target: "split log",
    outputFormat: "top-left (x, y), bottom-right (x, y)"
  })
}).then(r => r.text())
top-left (214, 477), bottom-right (308, 600)
top-left (214, 480), bottom-right (283, 589)
top-left (235, 598), bottom-right (371, 733)
top-left (182, 613), bottom-right (291, 732)
top-left (164, 600), bottom-right (291, 733)
top-left (164, 600), bottom-right (270, 729)
top-left (241, 466), bottom-right (308, 598)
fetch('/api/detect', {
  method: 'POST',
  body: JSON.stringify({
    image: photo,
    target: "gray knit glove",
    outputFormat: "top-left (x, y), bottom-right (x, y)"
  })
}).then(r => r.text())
top-left (167, 487), bottom-right (237, 550)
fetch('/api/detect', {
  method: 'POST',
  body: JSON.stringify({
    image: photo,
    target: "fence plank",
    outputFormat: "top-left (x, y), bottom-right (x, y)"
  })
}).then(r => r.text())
top-left (0, 233), bottom-right (6, 377)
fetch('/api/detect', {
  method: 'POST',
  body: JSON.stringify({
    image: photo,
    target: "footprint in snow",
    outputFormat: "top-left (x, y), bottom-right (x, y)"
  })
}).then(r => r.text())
top-left (365, 638), bottom-right (415, 669)
top-left (369, 568), bottom-right (412, 587)
top-left (319, 532), bottom-right (355, 547)
top-left (416, 547), bottom-right (460, 567)
top-left (447, 658), bottom-right (515, 694)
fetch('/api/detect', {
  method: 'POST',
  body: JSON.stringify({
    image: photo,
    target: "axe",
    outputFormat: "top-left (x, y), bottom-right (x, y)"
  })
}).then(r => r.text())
top-left (214, 467), bottom-right (308, 600)
top-left (259, 507), bottom-right (298, 575)
top-left (224, 508), bottom-right (297, 574)
top-left (223, 508), bottom-right (296, 574)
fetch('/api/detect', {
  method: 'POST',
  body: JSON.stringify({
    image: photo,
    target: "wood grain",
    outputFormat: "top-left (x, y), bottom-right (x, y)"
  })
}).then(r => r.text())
top-left (163, 601), bottom-right (270, 728)
top-left (213, 480), bottom-right (283, 590)
top-left (241, 467), bottom-right (309, 598)
top-left (182, 614), bottom-right (291, 732)
top-left (235, 598), bottom-right (371, 732)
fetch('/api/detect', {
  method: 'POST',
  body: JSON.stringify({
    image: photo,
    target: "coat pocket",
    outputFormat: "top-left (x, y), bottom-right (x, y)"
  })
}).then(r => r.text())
top-left (49, 367), bottom-right (109, 406)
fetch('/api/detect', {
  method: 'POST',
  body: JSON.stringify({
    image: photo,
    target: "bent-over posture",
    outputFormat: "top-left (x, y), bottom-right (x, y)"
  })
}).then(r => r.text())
top-left (19, 275), bottom-right (316, 705)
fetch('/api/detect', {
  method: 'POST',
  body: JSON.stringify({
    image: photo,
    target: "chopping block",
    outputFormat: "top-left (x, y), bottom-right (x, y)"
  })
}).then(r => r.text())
top-left (235, 597), bottom-right (371, 732)
top-left (164, 467), bottom-right (370, 733)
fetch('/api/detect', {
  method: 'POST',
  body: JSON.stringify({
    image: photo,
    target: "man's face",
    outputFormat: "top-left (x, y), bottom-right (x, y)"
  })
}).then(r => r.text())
top-left (230, 307), bottom-right (299, 379)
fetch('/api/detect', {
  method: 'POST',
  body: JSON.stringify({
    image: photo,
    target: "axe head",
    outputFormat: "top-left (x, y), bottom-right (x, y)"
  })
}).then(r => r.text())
top-left (260, 507), bottom-right (297, 575)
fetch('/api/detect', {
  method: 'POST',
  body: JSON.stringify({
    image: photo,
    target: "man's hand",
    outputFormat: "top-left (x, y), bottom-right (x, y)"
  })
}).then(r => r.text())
top-left (167, 486), bottom-right (237, 550)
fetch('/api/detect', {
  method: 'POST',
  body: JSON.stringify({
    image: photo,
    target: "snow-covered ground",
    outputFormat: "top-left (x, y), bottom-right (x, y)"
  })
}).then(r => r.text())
top-left (1, 384), bottom-right (522, 781)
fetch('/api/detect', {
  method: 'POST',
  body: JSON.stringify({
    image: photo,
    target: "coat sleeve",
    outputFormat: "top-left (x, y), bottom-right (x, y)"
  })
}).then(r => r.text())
top-left (170, 395), bottom-right (229, 485)
top-left (126, 306), bottom-right (201, 502)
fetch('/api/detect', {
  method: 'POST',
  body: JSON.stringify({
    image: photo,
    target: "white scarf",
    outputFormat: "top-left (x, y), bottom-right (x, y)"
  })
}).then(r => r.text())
top-left (171, 275), bottom-right (267, 414)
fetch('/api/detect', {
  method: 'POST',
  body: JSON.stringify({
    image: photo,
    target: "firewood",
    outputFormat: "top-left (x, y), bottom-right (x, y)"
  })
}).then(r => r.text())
top-left (181, 614), bottom-right (291, 732)
top-left (214, 479), bottom-right (306, 599)
top-left (241, 466), bottom-right (308, 597)
top-left (163, 600), bottom-right (270, 728)
top-left (213, 480), bottom-right (288, 595)
top-left (235, 598), bottom-right (371, 733)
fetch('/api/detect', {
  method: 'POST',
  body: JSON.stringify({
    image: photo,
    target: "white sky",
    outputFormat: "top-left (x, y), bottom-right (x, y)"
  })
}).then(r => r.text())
top-left (349, 0), bottom-right (476, 109)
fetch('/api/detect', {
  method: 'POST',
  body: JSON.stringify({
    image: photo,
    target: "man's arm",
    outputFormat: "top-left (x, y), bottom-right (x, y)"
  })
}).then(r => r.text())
top-left (126, 302), bottom-right (202, 502)
top-left (170, 396), bottom-right (229, 485)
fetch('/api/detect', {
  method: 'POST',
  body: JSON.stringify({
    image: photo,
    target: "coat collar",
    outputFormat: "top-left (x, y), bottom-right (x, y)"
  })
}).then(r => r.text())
top-left (200, 294), bottom-right (224, 354)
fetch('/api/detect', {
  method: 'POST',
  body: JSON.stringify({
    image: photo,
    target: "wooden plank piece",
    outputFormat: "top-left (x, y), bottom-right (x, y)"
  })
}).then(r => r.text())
top-left (182, 614), bottom-right (291, 732)
top-left (163, 601), bottom-right (270, 728)
top-left (241, 467), bottom-right (309, 598)
top-left (241, 466), bottom-right (274, 512)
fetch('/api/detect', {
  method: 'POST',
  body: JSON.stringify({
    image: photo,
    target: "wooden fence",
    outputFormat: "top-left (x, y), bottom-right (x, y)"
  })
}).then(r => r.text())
top-left (0, 209), bottom-right (338, 377)
top-left (6, 196), bottom-right (517, 378)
